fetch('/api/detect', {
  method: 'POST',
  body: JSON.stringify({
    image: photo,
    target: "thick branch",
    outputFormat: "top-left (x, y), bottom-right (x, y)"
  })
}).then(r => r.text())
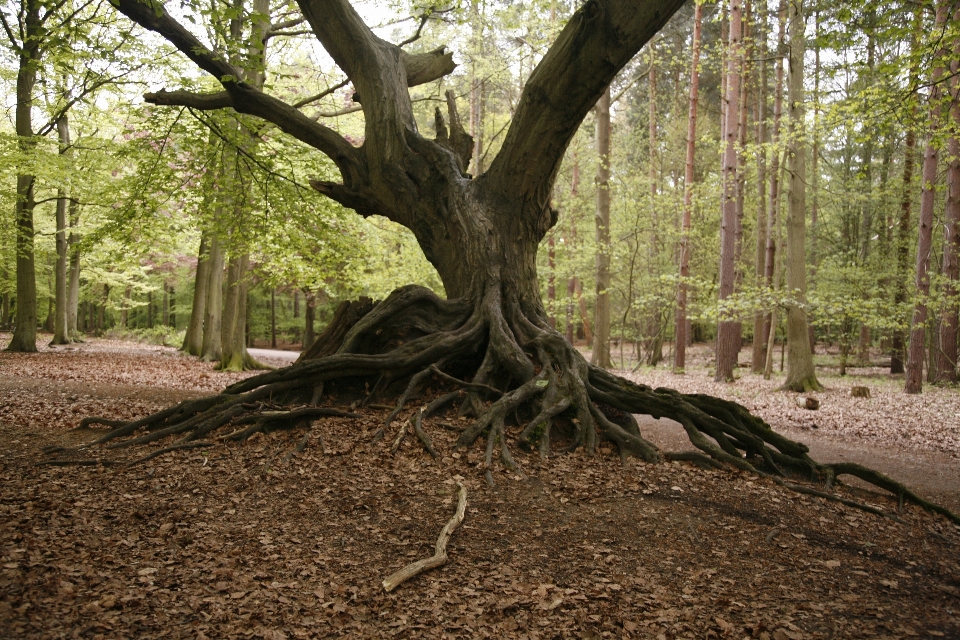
top-left (110, 0), bottom-right (359, 176)
top-left (485, 0), bottom-right (685, 209)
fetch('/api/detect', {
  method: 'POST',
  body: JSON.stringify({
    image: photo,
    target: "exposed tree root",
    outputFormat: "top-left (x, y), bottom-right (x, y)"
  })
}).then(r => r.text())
top-left (45, 286), bottom-right (960, 527)
top-left (382, 481), bottom-right (467, 592)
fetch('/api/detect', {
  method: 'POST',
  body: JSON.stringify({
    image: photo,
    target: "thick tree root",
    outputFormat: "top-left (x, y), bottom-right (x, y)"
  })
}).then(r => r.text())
top-left (46, 286), bottom-right (960, 527)
top-left (382, 482), bottom-right (466, 592)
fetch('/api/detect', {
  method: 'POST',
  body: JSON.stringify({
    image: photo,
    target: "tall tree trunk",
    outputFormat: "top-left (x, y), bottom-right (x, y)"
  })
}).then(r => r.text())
top-left (51, 114), bottom-right (72, 345)
top-left (808, 7), bottom-right (821, 354)
top-left (591, 87), bottom-right (613, 368)
top-left (780, 0), bottom-right (820, 392)
top-left (751, 0), bottom-right (769, 373)
top-left (856, 10), bottom-right (876, 363)
top-left (716, 0), bottom-right (743, 383)
top-left (937, 19), bottom-right (960, 384)
top-left (644, 41), bottom-right (663, 367)
top-left (7, 0), bottom-right (41, 353)
top-left (905, 0), bottom-right (949, 394)
top-left (892, 12), bottom-right (923, 375)
top-left (762, 0), bottom-right (787, 368)
top-left (182, 233), bottom-right (210, 355)
top-left (675, 0), bottom-right (703, 373)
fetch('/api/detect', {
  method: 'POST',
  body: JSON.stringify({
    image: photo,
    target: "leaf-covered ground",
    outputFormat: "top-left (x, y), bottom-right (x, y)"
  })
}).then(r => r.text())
top-left (1, 335), bottom-right (959, 639)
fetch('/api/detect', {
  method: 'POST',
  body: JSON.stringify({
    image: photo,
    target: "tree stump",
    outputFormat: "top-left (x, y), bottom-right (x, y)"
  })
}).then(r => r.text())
top-left (850, 386), bottom-right (871, 399)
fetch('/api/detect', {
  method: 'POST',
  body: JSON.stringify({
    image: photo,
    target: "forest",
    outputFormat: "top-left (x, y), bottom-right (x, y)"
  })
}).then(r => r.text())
top-left (2, 0), bottom-right (960, 637)
top-left (2, 0), bottom-right (959, 393)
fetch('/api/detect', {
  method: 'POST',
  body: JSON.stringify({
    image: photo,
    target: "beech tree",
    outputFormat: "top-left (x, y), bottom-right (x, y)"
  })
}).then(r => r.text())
top-left (71, 0), bottom-right (958, 518)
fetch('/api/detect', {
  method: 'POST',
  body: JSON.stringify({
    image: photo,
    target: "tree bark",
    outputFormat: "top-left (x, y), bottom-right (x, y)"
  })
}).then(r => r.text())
top-left (716, 0), bottom-right (743, 383)
top-left (780, 0), bottom-right (821, 392)
top-left (200, 233), bottom-right (224, 361)
top-left (7, 0), bottom-right (42, 353)
top-left (590, 87), bottom-right (613, 369)
top-left (905, 0), bottom-right (949, 394)
top-left (937, 17), bottom-right (960, 384)
top-left (675, 0), bottom-right (703, 373)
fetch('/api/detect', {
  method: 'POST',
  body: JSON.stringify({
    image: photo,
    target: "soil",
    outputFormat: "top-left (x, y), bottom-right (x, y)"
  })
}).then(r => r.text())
top-left (1, 335), bottom-right (959, 639)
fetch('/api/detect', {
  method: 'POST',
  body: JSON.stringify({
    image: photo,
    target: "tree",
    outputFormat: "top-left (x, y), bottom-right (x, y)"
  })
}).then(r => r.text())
top-left (674, 0), bottom-right (704, 373)
top-left (715, 0), bottom-right (743, 382)
top-left (779, 0), bottom-right (820, 392)
top-left (905, 0), bottom-right (950, 394)
top-left (75, 0), bottom-right (956, 523)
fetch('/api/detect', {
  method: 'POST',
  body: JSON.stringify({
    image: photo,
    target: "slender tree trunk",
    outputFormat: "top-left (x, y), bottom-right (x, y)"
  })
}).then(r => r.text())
top-left (675, 0), bottom-right (703, 373)
top-left (51, 115), bottom-right (72, 345)
top-left (303, 288), bottom-right (316, 348)
top-left (591, 87), bottom-right (613, 368)
top-left (808, 8), bottom-right (821, 354)
top-left (643, 41), bottom-right (663, 367)
top-left (762, 1), bottom-right (786, 365)
top-left (293, 289), bottom-right (300, 318)
top-left (780, 0), bottom-right (821, 392)
top-left (856, 12), bottom-right (876, 363)
top-left (716, 0), bottom-right (743, 382)
top-left (271, 288), bottom-right (278, 349)
top-left (937, 21), bottom-right (960, 383)
top-left (893, 12), bottom-right (923, 375)
top-left (7, 0), bottom-right (41, 353)
top-left (182, 233), bottom-right (210, 355)
top-left (66, 198), bottom-right (81, 340)
top-left (905, 0), bottom-right (949, 394)
top-left (751, 0), bottom-right (768, 372)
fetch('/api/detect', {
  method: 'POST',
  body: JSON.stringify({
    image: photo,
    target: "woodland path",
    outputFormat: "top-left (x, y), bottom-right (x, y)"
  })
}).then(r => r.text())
top-left (0, 335), bottom-right (958, 638)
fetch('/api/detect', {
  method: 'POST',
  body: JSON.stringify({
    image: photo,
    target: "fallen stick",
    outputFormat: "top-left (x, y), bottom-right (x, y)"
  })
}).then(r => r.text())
top-left (382, 482), bottom-right (467, 592)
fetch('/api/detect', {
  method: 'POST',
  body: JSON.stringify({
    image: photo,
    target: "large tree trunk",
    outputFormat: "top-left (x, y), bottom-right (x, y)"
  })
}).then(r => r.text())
top-left (905, 0), bottom-right (949, 394)
top-left (780, 0), bottom-right (821, 393)
top-left (937, 23), bottom-right (960, 384)
top-left (219, 254), bottom-right (262, 371)
top-left (590, 87), bottom-right (613, 369)
top-left (200, 234), bottom-right (224, 361)
top-left (715, 0), bottom-right (743, 382)
top-left (751, 0), bottom-right (768, 374)
top-left (66, 201), bottom-right (81, 340)
top-left (182, 233), bottom-right (210, 355)
top-left (7, 0), bottom-right (41, 353)
top-left (675, 0), bottom-right (703, 373)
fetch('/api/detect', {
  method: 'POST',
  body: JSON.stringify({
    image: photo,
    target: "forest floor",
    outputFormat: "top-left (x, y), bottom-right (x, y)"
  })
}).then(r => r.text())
top-left (0, 334), bottom-right (958, 639)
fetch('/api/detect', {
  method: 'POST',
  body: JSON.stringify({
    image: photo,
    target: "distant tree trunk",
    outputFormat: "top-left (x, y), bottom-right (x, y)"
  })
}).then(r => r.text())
top-left (147, 290), bottom-right (154, 329)
top-left (162, 283), bottom-right (170, 326)
top-left (7, 0), bottom-right (41, 353)
top-left (751, 0), bottom-right (768, 373)
top-left (675, 0), bottom-right (703, 373)
top-left (905, 0), bottom-right (949, 394)
top-left (591, 87), bottom-right (613, 369)
top-left (856, 11), bottom-right (876, 363)
top-left (780, 0), bottom-right (821, 392)
top-left (762, 0), bottom-right (786, 369)
top-left (303, 288), bottom-right (317, 348)
top-left (547, 231), bottom-right (556, 329)
top-left (66, 199), bottom-right (81, 340)
top-left (182, 233), bottom-right (210, 355)
top-left (643, 42), bottom-right (663, 367)
top-left (937, 24), bottom-right (960, 384)
top-left (716, 0), bottom-right (743, 382)
top-left (120, 286), bottom-right (131, 328)
top-left (565, 156), bottom-right (581, 345)
top-left (51, 114), bottom-right (72, 345)
top-left (293, 289), bottom-right (300, 319)
top-left (271, 287), bottom-right (278, 348)
top-left (893, 12), bottom-right (922, 375)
